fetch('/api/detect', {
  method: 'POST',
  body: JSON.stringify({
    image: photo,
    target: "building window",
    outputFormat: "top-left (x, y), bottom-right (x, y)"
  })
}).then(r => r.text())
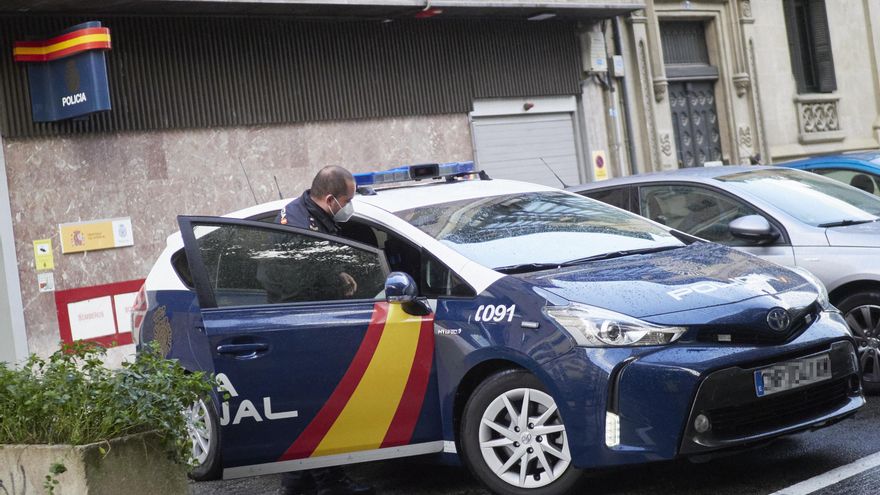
top-left (782, 0), bottom-right (837, 93)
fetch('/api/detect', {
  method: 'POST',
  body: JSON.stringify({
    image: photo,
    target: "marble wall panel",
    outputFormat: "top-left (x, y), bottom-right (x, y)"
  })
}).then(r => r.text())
top-left (4, 113), bottom-right (472, 357)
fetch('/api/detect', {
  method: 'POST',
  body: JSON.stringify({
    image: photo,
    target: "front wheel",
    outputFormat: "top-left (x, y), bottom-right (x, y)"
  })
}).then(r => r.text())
top-left (837, 291), bottom-right (880, 395)
top-left (186, 397), bottom-right (222, 481)
top-left (459, 369), bottom-right (582, 495)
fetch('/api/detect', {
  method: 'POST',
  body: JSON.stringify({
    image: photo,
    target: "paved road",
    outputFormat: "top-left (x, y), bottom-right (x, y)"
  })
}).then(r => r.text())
top-left (191, 396), bottom-right (880, 495)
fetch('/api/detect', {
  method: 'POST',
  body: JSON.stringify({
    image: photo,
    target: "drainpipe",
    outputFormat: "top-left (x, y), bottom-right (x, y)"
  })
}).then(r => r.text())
top-left (613, 17), bottom-right (638, 176)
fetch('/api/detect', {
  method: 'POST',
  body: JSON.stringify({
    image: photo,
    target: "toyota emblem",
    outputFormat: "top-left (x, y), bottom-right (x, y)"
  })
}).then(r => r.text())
top-left (766, 308), bottom-right (791, 332)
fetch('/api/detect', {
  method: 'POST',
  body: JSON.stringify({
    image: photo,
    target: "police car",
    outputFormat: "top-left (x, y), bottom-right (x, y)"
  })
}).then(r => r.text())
top-left (134, 162), bottom-right (864, 495)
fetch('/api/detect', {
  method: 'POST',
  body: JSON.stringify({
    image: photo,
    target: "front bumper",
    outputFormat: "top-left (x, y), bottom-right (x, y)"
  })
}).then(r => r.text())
top-left (547, 312), bottom-right (863, 470)
top-left (679, 340), bottom-right (863, 455)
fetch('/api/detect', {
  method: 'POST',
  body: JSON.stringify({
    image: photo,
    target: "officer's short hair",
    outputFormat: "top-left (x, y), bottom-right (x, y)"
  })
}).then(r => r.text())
top-left (311, 166), bottom-right (354, 199)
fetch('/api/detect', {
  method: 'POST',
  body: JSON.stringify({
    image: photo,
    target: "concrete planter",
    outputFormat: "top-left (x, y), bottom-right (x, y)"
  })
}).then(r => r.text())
top-left (0, 432), bottom-right (188, 494)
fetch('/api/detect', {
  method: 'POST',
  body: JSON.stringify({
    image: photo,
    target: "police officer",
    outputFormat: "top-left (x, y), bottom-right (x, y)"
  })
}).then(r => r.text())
top-left (259, 166), bottom-right (359, 304)
top-left (275, 165), bottom-right (373, 495)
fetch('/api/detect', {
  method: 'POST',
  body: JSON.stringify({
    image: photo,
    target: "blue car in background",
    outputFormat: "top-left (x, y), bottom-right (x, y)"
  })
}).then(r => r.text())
top-left (780, 151), bottom-right (880, 196)
top-left (135, 163), bottom-right (863, 495)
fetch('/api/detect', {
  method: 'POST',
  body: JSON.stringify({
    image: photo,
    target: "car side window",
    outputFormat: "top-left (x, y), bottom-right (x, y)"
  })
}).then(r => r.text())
top-left (813, 169), bottom-right (880, 196)
top-left (638, 185), bottom-right (763, 245)
top-left (422, 252), bottom-right (475, 298)
top-left (584, 187), bottom-right (630, 211)
top-left (193, 223), bottom-right (386, 307)
top-left (373, 227), bottom-right (474, 298)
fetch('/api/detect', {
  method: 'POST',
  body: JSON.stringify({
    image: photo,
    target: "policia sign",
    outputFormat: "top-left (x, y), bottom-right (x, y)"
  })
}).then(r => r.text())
top-left (13, 21), bottom-right (112, 122)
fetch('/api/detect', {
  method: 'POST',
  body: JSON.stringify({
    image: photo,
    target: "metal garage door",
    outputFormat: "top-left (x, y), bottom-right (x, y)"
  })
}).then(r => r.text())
top-left (472, 113), bottom-right (582, 188)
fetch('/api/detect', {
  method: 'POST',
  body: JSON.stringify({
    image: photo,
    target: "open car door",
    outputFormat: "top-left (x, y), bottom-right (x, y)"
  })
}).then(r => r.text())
top-left (178, 216), bottom-right (442, 479)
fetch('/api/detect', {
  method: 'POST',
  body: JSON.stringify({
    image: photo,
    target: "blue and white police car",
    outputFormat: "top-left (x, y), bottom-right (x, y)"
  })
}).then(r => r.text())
top-left (134, 162), bottom-right (864, 495)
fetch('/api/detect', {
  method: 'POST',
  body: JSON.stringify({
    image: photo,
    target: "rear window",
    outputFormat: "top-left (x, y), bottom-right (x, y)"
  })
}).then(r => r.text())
top-left (717, 168), bottom-right (880, 226)
top-left (171, 249), bottom-right (194, 288)
top-left (583, 187), bottom-right (630, 211)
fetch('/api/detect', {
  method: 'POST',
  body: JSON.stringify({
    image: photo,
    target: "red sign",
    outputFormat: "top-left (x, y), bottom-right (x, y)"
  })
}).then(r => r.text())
top-left (54, 279), bottom-right (145, 347)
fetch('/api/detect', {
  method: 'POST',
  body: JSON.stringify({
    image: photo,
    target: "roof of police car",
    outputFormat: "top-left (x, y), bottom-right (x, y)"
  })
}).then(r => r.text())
top-left (227, 178), bottom-right (559, 219)
top-left (357, 178), bottom-right (558, 211)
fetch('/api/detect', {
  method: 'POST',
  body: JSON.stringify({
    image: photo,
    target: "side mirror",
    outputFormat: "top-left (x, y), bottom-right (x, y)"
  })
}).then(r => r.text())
top-left (729, 215), bottom-right (779, 244)
top-left (385, 271), bottom-right (418, 302)
top-left (385, 272), bottom-right (432, 316)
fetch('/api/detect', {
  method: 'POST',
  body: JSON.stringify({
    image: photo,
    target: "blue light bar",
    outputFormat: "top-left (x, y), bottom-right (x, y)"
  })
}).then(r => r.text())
top-left (438, 161), bottom-right (476, 176)
top-left (353, 161), bottom-right (475, 186)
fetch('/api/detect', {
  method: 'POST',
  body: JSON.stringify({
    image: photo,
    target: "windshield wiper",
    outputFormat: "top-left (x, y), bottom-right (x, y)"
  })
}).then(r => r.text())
top-left (494, 262), bottom-right (567, 275)
top-left (494, 245), bottom-right (684, 274)
top-left (560, 245), bottom-right (684, 265)
top-left (817, 219), bottom-right (878, 228)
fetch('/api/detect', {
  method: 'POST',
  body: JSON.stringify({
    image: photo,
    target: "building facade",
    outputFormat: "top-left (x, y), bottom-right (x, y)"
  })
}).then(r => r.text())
top-left (618, 0), bottom-right (880, 172)
top-left (6, 1), bottom-right (874, 364)
top-left (0, 1), bottom-right (642, 363)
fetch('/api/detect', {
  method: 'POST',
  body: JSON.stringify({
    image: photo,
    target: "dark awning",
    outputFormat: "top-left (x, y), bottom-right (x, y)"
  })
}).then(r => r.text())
top-left (1, 1), bottom-right (644, 20)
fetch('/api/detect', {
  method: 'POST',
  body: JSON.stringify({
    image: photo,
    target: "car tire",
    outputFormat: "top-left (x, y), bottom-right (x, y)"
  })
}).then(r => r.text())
top-left (186, 397), bottom-right (222, 481)
top-left (837, 291), bottom-right (880, 395)
top-left (459, 369), bottom-right (583, 495)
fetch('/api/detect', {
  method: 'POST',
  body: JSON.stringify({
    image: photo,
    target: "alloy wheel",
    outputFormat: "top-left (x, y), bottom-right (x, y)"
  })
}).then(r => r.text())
top-left (478, 387), bottom-right (571, 489)
top-left (844, 304), bottom-right (880, 384)
top-left (186, 398), bottom-right (213, 465)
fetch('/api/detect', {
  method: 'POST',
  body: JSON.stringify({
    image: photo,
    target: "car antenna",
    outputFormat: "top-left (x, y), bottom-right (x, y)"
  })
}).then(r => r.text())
top-left (540, 157), bottom-right (570, 188)
top-left (273, 175), bottom-right (284, 200)
top-left (237, 156), bottom-right (259, 204)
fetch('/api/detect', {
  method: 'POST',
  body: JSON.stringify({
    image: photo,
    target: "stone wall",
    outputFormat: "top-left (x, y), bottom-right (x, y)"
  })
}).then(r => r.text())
top-left (3, 114), bottom-right (473, 358)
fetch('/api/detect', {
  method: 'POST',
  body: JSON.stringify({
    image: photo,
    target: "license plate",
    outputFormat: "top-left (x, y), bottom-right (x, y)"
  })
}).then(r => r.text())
top-left (754, 353), bottom-right (832, 397)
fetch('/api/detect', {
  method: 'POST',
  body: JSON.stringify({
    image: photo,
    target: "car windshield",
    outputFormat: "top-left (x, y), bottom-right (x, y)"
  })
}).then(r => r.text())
top-left (717, 169), bottom-right (880, 227)
top-left (394, 191), bottom-right (683, 271)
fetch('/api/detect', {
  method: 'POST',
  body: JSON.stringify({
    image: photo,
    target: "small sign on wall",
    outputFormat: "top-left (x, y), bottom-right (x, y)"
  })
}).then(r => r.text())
top-left (38, 272), bottom-right (55, 293)
top-left (592, 150), bottom-right (609, 181)
top-left (113, 291), bottom-right (138, 334)
top-left (68, 295), bottom-right (116, 341)
top-left (59, 217), bottom-right (134, 254)
top-left (33, 239), bottom-right (54, 270)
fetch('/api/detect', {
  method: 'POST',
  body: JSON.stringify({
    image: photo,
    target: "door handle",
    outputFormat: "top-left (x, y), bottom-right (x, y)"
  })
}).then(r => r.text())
top-left (216, 343), bottom-right (269, 356)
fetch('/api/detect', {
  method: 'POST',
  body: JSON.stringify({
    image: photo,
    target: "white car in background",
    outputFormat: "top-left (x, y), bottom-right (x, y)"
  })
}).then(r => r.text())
top-left (570, 166), bottom-right (880, 392)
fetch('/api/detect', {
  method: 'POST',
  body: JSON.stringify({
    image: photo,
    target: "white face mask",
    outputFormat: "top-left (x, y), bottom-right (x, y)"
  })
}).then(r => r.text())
top-left (332, 196), bottom-right (354, 223)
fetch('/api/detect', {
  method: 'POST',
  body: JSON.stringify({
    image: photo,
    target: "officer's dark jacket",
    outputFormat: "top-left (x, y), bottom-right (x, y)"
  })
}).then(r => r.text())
top-left (258, 190), bottom-right (346, 303)
top-left (275, 190), bottom-right (339, 235)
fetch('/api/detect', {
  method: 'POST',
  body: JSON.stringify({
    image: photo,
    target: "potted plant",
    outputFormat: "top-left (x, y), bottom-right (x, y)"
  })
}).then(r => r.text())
top-left (0, 341), bottom-right (212, 494)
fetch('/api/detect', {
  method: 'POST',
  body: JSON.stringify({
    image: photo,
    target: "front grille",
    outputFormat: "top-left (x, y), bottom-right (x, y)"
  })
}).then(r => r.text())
top-left (695, 303), bottom-right (818, 345)
top-left (707, 377), bottom-right (851, 439)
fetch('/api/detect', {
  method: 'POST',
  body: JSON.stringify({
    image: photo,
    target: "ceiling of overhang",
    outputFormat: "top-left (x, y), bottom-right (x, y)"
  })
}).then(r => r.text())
top-left (0, 1), bottom-right (644, 20)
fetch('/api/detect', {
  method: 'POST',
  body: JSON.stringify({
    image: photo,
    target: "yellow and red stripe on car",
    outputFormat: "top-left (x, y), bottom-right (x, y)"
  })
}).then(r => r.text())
top-left (13, 27), bottom-right (111, 62)
top-left (281, 302), bottom-right (434, 460)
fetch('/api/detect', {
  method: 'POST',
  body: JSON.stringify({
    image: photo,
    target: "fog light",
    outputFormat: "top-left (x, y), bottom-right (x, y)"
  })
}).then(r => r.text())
top-left (694, 414), bottom-right (711, 433)
top-left (605, 412), bottom-right (620, 447)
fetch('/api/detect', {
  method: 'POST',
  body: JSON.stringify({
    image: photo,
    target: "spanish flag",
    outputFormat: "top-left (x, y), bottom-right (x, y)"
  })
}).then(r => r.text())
top-left (13, 27), bottom-right (111, 63)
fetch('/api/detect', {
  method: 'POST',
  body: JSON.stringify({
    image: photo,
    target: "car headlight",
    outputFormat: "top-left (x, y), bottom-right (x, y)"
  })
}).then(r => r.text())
top-left (544, 303), bottom-right (686, 347)
top-left (788, 266), bottom-right (837, 313)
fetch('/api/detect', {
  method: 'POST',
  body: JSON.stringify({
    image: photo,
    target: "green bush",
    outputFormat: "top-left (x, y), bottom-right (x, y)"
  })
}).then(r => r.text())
top-left (0, 340), bottom-right (213, 466)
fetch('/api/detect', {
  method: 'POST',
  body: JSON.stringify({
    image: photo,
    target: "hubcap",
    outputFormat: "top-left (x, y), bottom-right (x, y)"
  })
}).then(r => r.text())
top-left (844, 304), bottom-right (880, 384)
top-left (186, 399), bottom-right (213, 465)
top-left (478, 388), bottom-right (571, 489)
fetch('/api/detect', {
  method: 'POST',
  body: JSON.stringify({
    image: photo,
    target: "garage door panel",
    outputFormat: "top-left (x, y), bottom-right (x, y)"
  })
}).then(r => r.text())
top-left (473, 150), bottom-right (575, 162)
top-left (472, 112), bottom-right (580, 188)
top-left (473, 124), bottom-right (572, 139)
top-left (475, 132), bottom-right (576, 145)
